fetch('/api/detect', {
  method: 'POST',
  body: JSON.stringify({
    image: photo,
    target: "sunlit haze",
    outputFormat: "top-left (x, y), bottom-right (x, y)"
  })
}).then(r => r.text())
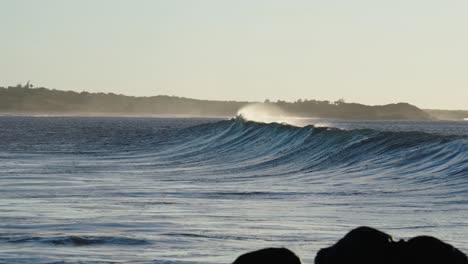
top-left (1, 0), bottom-right (467, 109)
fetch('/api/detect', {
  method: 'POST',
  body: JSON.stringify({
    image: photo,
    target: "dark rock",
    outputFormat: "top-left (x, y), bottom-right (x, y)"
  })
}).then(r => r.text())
top-left (315, 226), bottom-right (395, 264)
top-left (315, 226), bottom-right (468, 264)
top-left (400, 236), bottom-right (468, 264)
top-left (233, 247), bottom-right (301, 264)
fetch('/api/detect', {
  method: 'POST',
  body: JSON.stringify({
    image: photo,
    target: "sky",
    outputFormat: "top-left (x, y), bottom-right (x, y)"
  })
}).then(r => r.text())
top-left (1, 0), bottom-right (467, 110)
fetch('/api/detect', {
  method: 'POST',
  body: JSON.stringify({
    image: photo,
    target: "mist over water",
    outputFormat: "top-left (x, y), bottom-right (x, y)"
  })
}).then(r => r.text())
top-left (0, 116), bottom-right (467, 264)
top-left (237, 103), bottom-right (293, 123)
top-left (237, 103), bottom-right (318, 127)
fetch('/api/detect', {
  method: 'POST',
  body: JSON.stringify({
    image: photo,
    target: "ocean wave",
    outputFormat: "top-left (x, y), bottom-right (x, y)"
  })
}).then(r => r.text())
top-left (0, 116), bottom-right (467, 263)
top-left (0, 234), bottom-right (149, 246)
top-left (149, 117), bottom-right (467, 188)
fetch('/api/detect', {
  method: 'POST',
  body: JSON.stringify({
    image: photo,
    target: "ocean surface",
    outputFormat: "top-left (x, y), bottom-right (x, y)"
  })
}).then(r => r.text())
top-left (0, 116), bottom-right (467, 264)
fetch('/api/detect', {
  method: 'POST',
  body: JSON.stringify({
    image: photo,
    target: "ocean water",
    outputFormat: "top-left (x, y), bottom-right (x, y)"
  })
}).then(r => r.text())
top-left (0, 116), bottom-right (467, 264)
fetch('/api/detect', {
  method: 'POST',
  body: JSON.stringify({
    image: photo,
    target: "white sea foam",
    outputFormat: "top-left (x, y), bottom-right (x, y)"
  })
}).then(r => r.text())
top-left (237, 103), bottom-right (312, 127)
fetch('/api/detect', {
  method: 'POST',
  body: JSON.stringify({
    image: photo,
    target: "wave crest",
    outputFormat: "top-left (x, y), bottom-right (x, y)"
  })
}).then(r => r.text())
top-left (157, 118), bottom-right (468, 186)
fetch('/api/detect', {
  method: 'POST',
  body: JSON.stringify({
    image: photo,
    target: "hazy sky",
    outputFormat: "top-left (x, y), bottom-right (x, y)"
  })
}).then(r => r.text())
top-left (1, 0), bottom-right (467, 109)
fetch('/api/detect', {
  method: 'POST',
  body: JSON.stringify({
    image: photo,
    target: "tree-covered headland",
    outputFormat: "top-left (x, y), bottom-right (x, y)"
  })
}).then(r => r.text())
top-left (0, 84), bottom-right (443, 120)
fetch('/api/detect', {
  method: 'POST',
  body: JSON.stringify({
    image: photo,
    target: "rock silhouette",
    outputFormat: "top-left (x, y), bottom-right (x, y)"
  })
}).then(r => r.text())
top-left (315, 226), bottom-right (395, 264)
top-left (315, 226), bottom-right (468, 264)
top-left (401, 235), bottom-right (468, 264)
top-left (232, 247), bottom-right (301, 264)
top-left (231, 227), bottom-right (467, 264)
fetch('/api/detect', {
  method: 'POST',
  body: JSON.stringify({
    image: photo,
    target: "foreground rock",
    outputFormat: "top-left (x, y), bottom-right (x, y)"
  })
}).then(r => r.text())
top-left (315, 226), bottom-right (468, 264)
top-left (232, 227), bottom-right (468, 264)
top-left (233, 247), bottom-right (301, 264)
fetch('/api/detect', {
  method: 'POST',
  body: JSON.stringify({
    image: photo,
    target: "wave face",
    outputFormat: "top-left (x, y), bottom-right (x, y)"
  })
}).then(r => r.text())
top-left (0, 116), bottom-right (467, 264)
top-left (156, 118), bottom-right (467, 183)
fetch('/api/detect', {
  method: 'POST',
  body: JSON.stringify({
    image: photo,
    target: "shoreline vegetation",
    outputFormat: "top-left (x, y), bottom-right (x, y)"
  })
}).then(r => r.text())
top-left (0, 84), bottom-right (466, 120)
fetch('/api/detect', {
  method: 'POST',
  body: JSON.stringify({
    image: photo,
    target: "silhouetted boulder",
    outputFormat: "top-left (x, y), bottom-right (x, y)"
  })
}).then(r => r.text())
top-left (315, 226), bottom-right (395, 264)
top-left (400, 236), bottom-right (468, 264)
top-left (315, 226), bottom-right (468, 264)
top-left (233, 247), bottom-right (301, 264)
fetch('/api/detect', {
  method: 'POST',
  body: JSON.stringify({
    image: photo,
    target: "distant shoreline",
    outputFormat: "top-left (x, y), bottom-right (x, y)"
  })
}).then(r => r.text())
top-left (1, 85), bottom-right (466, 120)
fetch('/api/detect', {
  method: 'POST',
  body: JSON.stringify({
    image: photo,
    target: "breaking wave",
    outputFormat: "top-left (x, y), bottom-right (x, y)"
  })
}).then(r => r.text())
top-left (152, 117), bottom-right (467, 190)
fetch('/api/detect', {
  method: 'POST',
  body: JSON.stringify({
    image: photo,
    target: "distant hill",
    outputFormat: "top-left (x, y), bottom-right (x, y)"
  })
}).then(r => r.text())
top-left (424, 109), bottom-right (468, 120)
top-left (0, 85), bottom-right (432, 120)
